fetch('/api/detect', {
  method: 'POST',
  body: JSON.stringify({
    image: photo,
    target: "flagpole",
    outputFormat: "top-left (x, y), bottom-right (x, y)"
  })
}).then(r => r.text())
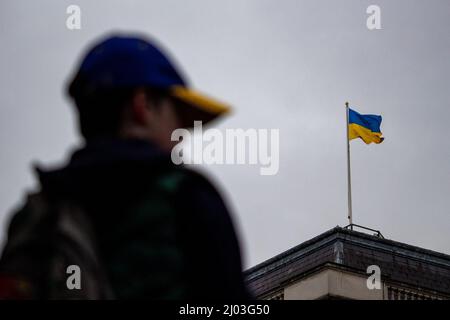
top-left (346, 102), bottom-right (353, 229)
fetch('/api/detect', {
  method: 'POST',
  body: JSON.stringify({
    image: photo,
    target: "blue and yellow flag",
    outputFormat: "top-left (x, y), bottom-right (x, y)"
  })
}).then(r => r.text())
top-left (348, 108), bottom-right (384, 144)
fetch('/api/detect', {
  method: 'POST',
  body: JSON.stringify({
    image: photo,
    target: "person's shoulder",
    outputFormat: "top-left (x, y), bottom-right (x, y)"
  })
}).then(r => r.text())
top-left (4, 192), bottom-right (47, 232)
top-left (164, 165), bottom-right (232, 216)
top-left (170, 165), bottom-right (223, 197)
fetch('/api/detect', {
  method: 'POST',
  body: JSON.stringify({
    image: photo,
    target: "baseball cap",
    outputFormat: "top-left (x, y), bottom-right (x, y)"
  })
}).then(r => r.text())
top-left (68, 34), bottom-right (230, 125)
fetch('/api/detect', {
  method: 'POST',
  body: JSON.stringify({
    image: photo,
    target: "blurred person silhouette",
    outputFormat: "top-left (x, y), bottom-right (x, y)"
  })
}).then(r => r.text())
top-left (0, 34), bottom-right (250, 300)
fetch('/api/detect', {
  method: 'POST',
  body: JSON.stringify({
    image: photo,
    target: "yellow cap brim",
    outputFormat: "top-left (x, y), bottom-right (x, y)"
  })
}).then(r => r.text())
top-left (170, 85), bottom-right (231, 117)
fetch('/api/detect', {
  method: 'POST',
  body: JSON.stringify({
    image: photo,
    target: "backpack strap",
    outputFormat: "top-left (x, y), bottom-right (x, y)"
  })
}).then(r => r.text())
top-left (0, 193), bottom-right (53, 298)
top-left (0, 192), bottom-right (115, 299)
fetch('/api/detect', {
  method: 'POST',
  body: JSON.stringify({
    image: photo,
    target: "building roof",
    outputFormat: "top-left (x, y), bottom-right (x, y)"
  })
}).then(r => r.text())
top-left (244, 226), bottom-right (450, 298)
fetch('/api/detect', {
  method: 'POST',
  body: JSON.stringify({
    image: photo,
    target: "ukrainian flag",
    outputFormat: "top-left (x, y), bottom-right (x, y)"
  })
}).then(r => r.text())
top-left (348, 108), bottom-right (384, 144)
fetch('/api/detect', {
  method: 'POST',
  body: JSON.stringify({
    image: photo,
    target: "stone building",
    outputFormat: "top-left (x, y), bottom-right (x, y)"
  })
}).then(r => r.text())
top-left (245, 226), bottom-right (450, 300)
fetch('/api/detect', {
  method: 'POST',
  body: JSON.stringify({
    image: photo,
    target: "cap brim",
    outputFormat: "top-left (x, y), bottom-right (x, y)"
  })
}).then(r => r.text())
top-left (170, 86), bottom-right (231, 124)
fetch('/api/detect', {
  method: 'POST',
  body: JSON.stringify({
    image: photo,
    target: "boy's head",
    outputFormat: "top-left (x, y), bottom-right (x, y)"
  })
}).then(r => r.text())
top-left (67, 34), bottom-right (230, 151)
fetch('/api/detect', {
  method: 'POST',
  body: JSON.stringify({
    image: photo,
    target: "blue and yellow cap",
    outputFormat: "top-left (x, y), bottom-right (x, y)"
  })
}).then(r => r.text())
top-left (68, 34), bottom-right (230, 124)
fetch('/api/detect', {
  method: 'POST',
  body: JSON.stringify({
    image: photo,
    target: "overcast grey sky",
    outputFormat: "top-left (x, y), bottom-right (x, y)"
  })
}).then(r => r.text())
top-left (1, 0), bottom-right (449, 269)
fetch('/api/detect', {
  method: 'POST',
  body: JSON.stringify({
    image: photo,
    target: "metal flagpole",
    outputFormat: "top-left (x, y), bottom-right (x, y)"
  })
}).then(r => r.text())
top-left (345, 102), bottom-right (353, 229)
